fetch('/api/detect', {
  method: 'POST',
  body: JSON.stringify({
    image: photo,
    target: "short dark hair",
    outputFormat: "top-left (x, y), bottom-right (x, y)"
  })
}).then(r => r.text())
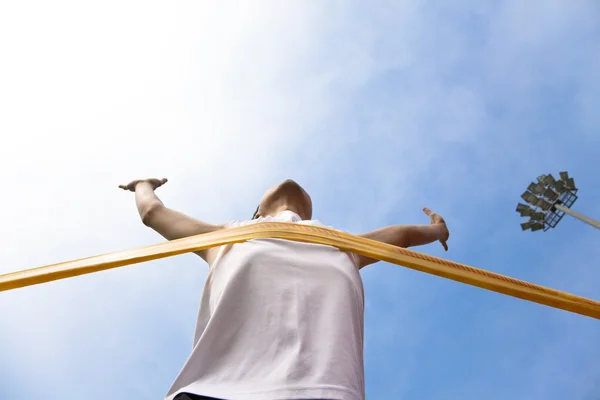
top-left (251, 205), bottom-right (259, 220)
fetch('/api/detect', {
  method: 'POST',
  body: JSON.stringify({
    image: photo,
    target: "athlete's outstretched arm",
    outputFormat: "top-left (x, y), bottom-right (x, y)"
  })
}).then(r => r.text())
top-left (357, 208), bottom-right (449, 269)
top-left (119, 178), bottom-right (225, 263)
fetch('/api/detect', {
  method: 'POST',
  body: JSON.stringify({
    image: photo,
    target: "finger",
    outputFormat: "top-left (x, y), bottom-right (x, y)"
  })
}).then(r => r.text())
top-left (441, 240), bottom-right (448, 251)
top-left (423, 207), bottom-right (433, 216)
top-left (160, 178), bottom-right (168, 185)
top-left (118, 185), bottom-right (127, 190)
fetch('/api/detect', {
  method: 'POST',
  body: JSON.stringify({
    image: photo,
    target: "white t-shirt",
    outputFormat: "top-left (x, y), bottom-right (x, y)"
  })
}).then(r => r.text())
top-left (166, 211), bottom-right (365, 400)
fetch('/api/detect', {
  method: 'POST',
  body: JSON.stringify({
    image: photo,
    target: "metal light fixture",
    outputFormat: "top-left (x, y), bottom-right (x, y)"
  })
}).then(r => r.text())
top-left (536, 198), bottom-right (553, 210)
top-left (516, 203), bottom-right (533, 217)
top-left (528, 182), bottom-right (545, 195)
top-left (554, 180), bottom-right (567, 193)
top-left (531, 212), bottom-right (545, 221)
top-left (537, 174), bottom-right (547, 183)
top-left (531, 222), bottom-right (544, 232)
top-left (521, 191), bottom-right (538, 205)
top-left (565, 177), bottom-right (576, 189)
top-left (544, 174), bottom-right (557, 186)
top-left (535, 183), bottom-right (546, 194)
top-left (543, 187), bottom-right (559, 201)
top-left (515, 171), bottom-right (599, 232)
top-left (521, 221), bottom-right (531, 231)
top-left (559, 171), bottom-right (569, 181)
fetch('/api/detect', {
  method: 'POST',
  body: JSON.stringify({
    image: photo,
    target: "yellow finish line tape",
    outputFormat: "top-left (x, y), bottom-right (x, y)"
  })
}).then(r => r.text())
top-left (1, 222), bottom-right (599, 319)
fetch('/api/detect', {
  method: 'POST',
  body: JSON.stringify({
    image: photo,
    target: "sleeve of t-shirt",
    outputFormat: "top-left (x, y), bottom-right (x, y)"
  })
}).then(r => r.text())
top-left (226, 219), bottom-right (261, 229)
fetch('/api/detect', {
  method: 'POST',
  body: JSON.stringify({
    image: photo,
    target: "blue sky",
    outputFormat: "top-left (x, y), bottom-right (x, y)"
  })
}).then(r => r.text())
top-left (1, 1), bottom-right (599, 399)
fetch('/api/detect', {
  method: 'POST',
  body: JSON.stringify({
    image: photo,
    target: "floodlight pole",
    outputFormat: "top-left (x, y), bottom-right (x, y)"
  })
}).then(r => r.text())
top-left (554, 204), bottom-right (600, 230)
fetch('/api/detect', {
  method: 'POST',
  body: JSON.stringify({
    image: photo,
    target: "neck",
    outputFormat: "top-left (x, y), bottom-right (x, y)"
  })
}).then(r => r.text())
top-left (263, 202), bottom-right (308, 220)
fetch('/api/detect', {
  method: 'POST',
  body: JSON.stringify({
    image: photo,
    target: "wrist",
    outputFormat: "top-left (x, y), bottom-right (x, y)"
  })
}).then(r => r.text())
top-left (433, 223), bottom-right (449, 241)
top-left (134, 180), bottom-right (153, 191)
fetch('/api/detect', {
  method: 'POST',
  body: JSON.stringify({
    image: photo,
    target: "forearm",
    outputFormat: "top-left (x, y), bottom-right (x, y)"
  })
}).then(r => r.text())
top-left (357, 224), bottom-right (446, 269)
top-left (134, 182), bottom-right (164, 223)
top-left (364, 224), bottom-right (444, 248)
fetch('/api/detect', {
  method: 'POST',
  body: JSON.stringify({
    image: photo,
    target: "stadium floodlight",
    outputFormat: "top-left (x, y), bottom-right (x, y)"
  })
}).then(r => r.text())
top-left (543, 187), bottom-right (559, 201)
top-left (516, 203), bottom-right (534, 217)
top-left (536, 198), bottom-right (553, 210)
top-left (530, 222), bottom-right (545, 232)
top-left (559, 171), bottom-right (569, 181)
top-left (516, 171), bottom-right (599, 232)
top-left (564, 177), bottom-right (576, 190)
top-left (531, 212), bottom-right (545, 221)
top-left (521, 191), bottom-right (538, 205)
top-left (543, 174), bottom-right (557, 186)
top-left (520, 221), bottom-right (531, 231)
top-left (537, 174), bottom-right (547, 184)
top-left (528, 182), bottom-right (545, 195)
top-left (535, 183), bottom-right (546, 194)
top-left (554, 180), bottom-right (567, 193)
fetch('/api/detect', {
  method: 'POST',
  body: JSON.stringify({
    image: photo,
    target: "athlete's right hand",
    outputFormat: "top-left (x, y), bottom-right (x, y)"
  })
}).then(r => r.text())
top-left (118, 178), bottom-right (168, 192)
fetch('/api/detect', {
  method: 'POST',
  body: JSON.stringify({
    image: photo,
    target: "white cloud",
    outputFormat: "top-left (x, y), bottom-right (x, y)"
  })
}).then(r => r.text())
top-left (0, 1), bottom-right (359, 397)
top-left (1, 0), bottom-right (431, 397)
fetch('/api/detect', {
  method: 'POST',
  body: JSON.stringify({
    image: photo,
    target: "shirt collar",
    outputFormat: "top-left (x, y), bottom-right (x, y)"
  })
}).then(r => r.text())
top-left (276, 210), bottom-right (302, 222)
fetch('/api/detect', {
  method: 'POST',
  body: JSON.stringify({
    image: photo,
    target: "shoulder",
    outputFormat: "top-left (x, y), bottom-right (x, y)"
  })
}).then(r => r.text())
top-left (225, 218), bottom-right (262, 229)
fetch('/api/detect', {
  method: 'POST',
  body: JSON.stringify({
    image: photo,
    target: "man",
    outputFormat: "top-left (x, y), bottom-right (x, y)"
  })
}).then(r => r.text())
top-left (119, 178), bottom-right (450, 400)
